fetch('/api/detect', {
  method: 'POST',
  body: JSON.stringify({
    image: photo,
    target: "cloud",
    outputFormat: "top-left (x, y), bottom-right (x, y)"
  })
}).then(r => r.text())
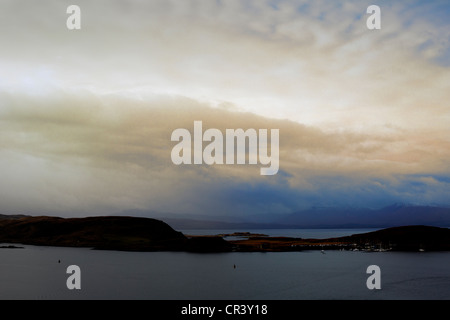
top-left (1, 90), bottom-right (449, 216)
top-left (0, 1), bottom-right (449, 216)
top-left (1, 1), bottom-right (449, 129)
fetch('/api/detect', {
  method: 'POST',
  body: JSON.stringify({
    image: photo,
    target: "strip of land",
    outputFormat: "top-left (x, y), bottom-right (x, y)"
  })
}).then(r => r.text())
top-left (0, 215), bottom-right (449, 252)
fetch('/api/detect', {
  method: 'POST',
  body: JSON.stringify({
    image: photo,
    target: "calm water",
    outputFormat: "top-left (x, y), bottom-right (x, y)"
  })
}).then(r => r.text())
top-left (0, 229), bottom-right (449, 300)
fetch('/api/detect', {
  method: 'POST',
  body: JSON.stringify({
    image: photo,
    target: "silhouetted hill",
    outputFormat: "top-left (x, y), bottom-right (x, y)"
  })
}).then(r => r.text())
top-left (229, 225), bottom-right (450, 252)
top-left (0, 216), bottom-right (187, 251)
top-left (333, 225), bottom-right (450, 251)
top-left (0, 215), bottom-right (240, 252)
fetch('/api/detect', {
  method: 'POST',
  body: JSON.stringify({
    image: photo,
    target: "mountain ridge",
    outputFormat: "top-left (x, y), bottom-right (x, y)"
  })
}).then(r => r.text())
top-left (161, 204), bottom-right (450, 229)
top-left (3, 203), bottom-right (450, 230)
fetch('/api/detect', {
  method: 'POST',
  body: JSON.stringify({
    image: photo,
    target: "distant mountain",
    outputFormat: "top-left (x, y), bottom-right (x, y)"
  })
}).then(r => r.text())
top-left (2, 203), bottom-right (449, 233)
top-left (0, 214), bottom-right (30, 220)
top-left (277, 203), bottom-right (450, 228)
top-left (163, 217), bottom-right (290, 230)
top-left (159, 204), bottom-right (450, 230)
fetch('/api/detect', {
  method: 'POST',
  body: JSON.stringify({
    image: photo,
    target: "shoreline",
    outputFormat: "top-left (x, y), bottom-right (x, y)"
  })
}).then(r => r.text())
top-left (1, 215), bottom-right (449, 253)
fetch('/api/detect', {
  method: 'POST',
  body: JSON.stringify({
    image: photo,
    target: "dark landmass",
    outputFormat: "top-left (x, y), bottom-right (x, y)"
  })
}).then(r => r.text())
top-left (185, 236), bottom-right (233, 252)
top-left (0, 215), bottom-right (233, 252)
top-left (0, 215), bottom-right (449, 252)
top-left (328, 225), bottom-right (450, 251)
top-left (217, 232), bottom-right (269, 238)
top-left (0, 215), bottom-right (188, 251)
top-left (229, 225), bottom-right (450, 252)
top-left (0, 214), bottom-right (31, 220)
top-left (0, 245), bottom-right (24, 249)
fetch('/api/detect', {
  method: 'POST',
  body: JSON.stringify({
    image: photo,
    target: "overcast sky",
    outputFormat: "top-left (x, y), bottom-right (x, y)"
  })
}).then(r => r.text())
top-left (1, 0), bottom-right (449, 218)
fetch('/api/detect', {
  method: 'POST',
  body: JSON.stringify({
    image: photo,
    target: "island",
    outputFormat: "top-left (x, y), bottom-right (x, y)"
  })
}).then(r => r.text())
top-left (0, 215), bottom-right (449, 252)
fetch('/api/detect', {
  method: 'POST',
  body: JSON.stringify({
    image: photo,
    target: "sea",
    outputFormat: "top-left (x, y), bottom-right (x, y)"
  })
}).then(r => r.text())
top-left (0, 228), bottom-right (449, 300)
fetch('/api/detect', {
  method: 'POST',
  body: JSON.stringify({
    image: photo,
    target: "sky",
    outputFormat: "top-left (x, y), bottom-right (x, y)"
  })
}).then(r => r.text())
top-left (0, 0), bottom-right (449, 219)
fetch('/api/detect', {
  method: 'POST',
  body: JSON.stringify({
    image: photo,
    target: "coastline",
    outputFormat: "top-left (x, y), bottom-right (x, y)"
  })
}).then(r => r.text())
top-left (1, 215), bottom-right (449, 253)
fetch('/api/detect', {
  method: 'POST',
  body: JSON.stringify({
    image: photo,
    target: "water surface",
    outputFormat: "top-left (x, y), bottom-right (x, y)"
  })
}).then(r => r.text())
top-left (1, 242), bottom-right (449, 300)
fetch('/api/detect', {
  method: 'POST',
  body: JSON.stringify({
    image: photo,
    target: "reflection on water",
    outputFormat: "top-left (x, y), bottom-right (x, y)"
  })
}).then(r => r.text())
top-left (1, 242), bottom-right (449, 300)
